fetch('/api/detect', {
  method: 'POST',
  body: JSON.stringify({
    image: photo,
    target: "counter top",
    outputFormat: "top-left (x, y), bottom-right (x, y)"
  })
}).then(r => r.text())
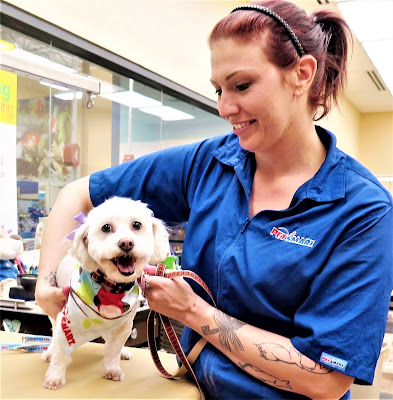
top-left (0, 331), bottom-right (199, 399)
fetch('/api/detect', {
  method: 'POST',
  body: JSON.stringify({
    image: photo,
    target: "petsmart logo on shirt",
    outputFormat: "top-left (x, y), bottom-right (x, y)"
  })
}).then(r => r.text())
top-left (320, 352), bottom-right (348, 371)
top-left (270, 227), bottom-right (316, 248)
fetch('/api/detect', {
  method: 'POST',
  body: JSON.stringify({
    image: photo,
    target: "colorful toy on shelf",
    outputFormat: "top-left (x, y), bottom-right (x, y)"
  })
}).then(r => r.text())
top-left (18, 205), bottom-right (45, 239)
top-left (0, 225), bottom-right (24, 280)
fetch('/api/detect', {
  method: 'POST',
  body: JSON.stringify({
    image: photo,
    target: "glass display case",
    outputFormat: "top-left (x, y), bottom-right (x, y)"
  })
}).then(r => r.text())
top-left (0, 25), bottom-right (230, 243)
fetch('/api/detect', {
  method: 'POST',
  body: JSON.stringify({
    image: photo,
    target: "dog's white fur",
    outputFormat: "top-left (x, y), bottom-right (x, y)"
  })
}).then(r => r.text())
top-left (42, 197), bottom-right (170, 389)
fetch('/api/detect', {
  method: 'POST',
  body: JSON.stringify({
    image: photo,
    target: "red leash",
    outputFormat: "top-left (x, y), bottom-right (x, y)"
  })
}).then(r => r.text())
top-left (140, 263), bottom-right (216, 400)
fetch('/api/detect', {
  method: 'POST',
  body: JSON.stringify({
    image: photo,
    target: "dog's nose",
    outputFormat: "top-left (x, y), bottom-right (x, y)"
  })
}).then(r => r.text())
top-left (118, 238), bottom-right (134, 252)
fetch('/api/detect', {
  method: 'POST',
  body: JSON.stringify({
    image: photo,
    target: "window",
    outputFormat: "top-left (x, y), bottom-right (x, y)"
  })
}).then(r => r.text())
top-left (0, 25), bottom-right (230, 248)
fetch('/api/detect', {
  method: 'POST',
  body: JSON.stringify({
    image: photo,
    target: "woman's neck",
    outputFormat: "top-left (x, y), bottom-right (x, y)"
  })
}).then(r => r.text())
top-left (249, 123), bottom-right (327, 216)
top-left (254, 123), bottom-right (326, 179)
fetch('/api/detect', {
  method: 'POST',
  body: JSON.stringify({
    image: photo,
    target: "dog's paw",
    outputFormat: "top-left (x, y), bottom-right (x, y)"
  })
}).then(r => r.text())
top-left (120, 347), bottom-right (132, 360)
top-left (104, 369), bottom-right (125, 381)
top-left (41, 351), bottom-right (51, 363)
top-left (43, 378), bottom-right (66, 390)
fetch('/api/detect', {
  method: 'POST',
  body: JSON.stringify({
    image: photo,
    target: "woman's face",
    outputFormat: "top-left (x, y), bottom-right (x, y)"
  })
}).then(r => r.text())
top-left (210, 38), bottom-right (297, 154)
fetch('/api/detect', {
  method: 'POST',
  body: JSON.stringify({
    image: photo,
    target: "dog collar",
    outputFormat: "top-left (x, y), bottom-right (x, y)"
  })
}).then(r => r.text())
top-left (91, 269), bottom-right (135, 294)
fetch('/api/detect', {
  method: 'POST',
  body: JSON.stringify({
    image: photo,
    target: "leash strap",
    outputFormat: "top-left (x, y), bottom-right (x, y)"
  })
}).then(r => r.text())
top-left (145, 263), bottom-right (216, 400)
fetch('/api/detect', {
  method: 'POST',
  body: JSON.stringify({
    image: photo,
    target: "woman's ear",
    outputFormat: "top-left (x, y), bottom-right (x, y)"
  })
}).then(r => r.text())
top-left (293, 55), bottom-right (318, 97)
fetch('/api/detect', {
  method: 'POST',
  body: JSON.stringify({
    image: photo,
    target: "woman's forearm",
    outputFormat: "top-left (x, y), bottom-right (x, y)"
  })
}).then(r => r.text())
top-left (36, 176), bottom-right (93, 316)
top-left (39, 177), bottom-right (92, 281)
top-left (184, 296), bottom-right (354, 399)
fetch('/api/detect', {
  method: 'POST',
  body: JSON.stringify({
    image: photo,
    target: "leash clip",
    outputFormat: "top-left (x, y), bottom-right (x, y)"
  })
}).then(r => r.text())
top-left (138, 272), bottom-right (149, 296)
top-left (138, 265), bottom-right (158, 295)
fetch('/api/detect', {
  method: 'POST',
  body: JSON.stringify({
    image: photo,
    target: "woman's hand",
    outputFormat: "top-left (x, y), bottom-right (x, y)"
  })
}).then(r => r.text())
top-left (35, 283), bottom-right (67, 320)
top-left (143, 275), bottom-right (201, 325)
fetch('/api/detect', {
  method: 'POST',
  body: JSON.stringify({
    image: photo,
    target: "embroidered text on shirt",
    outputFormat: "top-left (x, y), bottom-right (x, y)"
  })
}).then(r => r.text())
top-left (270, 227), bottom-right (316, 248)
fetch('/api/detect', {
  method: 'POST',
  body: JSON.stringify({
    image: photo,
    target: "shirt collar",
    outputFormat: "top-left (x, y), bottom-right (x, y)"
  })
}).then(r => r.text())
top-left (212, 126), bottom-right (346, 203)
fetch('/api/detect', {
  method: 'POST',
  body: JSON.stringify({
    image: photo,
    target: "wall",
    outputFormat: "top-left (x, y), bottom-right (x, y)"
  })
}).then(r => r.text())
top-left (359, 112), bottom-right (393, 175)
top-left (320, 97), bottom-right (361, 158)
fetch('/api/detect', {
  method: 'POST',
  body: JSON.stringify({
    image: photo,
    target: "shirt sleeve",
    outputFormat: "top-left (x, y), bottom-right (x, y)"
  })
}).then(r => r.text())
top-left (89, 140), bottom-right (205, 222)
top-left (291, 205), bottom-right (393, 385)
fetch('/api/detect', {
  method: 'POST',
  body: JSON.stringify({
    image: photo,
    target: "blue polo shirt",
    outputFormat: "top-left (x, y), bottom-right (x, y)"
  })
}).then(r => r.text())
top-left (90, 126), bottom-right (393, 399)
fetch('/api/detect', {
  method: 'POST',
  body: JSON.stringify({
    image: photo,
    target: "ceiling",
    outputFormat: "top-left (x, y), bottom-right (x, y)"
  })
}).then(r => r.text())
top-left (291, 0), bottom-right (393, 113)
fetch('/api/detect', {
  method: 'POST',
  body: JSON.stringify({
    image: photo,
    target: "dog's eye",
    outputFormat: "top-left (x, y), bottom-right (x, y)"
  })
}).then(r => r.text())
top-left (101, 224), bottom-right (112, 233)
top-left (132, 221), bottom-right (142, 230)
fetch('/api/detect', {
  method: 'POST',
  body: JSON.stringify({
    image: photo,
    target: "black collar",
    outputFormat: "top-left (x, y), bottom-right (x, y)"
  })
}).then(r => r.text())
top-left (91, 269), bottom-right (135, 294)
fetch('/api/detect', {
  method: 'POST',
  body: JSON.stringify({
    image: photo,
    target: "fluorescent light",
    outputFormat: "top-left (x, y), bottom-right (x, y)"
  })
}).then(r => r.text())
top-left (337, 1), bottom-right (393, 42)
top-left (139, 106), bottom-right (194, 121)
top-left (54, 91), bottom-right (83, 100)
top-left (100, 90), bottom-right (161, 108)
top-left (39, 80), bottom-right (69, 91)
top-left (1, 48), bottom-right (100, 95)
top-left (363, 39), bottom-right (393, 93)
top-left (99, 86), bottom-right (194, 121)
top-left (3, 48), bottom-right (75, 74)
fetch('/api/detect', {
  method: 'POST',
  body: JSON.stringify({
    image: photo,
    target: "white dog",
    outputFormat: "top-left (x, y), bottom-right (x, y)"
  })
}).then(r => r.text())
top-left (42, 197), bottom-right (170, 389)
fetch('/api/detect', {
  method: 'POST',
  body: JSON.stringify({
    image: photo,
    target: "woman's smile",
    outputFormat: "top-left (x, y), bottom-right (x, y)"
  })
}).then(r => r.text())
top-left (232, 119), bottom-right (256, 133)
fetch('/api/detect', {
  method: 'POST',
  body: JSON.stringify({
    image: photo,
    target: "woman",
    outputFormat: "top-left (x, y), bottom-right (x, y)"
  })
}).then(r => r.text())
top-left (36, 1), bottom-right (393, 398)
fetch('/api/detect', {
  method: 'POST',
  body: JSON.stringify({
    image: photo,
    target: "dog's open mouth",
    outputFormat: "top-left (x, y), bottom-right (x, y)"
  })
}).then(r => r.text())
top-left (112, 255), bottom-right (136, 276)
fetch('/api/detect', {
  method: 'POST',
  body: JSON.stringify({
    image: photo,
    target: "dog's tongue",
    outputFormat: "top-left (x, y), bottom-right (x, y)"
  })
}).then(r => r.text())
top-left (118, 263), bottom-right (135, 274)
top-left (117, 256), bottom-right (136, 274)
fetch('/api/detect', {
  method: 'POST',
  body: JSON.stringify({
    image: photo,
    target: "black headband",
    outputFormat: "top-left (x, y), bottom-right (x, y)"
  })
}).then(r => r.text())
top-left (231, 4), bottom-right (305, 57)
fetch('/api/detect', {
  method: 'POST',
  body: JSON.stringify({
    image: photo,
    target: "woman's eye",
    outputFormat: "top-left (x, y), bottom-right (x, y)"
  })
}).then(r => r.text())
top-left (237, 83), bottom-right (250, 91)
top-left (215, 88), bottom-right (222, 96)
top-left (101, 224), bottom-right (112, 233)
top-left (132, 221), bottom-right (142, 230)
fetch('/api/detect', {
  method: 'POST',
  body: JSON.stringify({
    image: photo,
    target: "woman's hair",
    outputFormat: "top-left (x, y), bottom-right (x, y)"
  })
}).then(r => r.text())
top-left (209, 0), bottom-right (352, 120)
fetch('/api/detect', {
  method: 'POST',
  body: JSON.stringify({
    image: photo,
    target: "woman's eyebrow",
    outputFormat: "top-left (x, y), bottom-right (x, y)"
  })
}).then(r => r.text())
top-left (210, 70), bottom-right (247, 85)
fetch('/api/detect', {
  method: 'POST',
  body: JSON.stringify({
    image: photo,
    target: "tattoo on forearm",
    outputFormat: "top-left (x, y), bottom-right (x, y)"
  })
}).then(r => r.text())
top-left (44, 271), bottom-right (57, 287)
top-left (202, 310), bottom-right (245, 352)
top-left (254, 342), bottom-right (332, 374)
top-left (238, 362), bottom-right (292, 389)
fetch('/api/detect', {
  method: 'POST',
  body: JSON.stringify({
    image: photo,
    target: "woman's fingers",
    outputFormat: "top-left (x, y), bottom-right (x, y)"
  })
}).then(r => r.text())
top-left (36, 285), bottom-right (67, 320)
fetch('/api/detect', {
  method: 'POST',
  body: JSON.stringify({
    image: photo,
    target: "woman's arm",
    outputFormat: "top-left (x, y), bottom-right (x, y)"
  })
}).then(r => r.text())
top-left (35, 176), bottom-right (93, 319)
top-left (145, 275), bottom-right (354, 400)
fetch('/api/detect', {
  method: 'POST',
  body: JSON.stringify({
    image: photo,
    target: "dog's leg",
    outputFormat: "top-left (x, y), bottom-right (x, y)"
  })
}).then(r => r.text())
top-left (43, 315), bottom-right (72, 389)
top-left (120, 345), bottom-right (132, 360)
top-left (41, 316), bottom-right (57, 363)
top-left (102, 315), bottom-right (135, 381)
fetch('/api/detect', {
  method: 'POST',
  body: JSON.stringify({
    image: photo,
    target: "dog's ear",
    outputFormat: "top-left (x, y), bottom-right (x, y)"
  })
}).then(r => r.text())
top-left (149, 218), bottom-right (170, 264)
top-left (69, 222), bottom-right (95, 269)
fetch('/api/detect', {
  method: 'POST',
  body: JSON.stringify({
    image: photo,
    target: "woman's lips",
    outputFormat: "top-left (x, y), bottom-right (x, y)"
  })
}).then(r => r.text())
top-left (232, 120), bottom-right (256, 133)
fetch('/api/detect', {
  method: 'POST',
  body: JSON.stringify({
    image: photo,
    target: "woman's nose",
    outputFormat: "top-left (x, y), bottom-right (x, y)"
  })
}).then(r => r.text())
top-left (218, 93), bottom-right (239, 120)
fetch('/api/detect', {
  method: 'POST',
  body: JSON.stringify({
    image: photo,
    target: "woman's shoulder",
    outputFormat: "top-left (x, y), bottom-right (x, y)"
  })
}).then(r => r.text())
top-left (341, 150), bottom-right (392, 207)
top-left (318, 126), bottom-right (392, 208)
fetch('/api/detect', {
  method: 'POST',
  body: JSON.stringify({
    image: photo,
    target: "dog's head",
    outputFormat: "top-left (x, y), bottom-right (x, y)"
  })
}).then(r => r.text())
top-left (69, 197), bottom-right (170, 283)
